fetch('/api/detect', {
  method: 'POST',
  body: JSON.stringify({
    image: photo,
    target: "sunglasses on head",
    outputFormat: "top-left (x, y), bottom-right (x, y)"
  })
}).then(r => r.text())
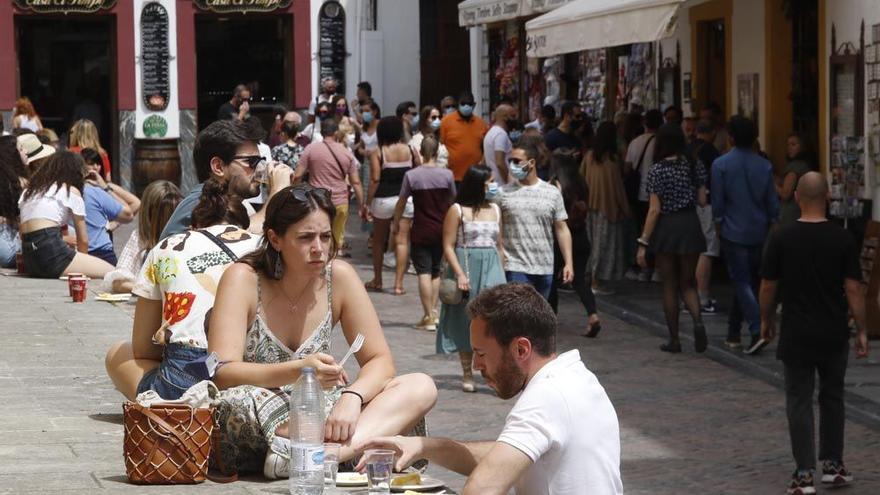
top-left (232, 155), bottom-right (264, 170)
top-left (291, 185), bottom-right (331, 202)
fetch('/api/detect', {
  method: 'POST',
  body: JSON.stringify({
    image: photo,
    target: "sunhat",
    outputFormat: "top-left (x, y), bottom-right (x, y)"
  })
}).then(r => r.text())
top-left (17, 133), bottom-right (55, 164)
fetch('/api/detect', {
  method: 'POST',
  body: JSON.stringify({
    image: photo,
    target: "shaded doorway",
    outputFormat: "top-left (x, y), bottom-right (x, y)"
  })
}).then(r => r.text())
top-left (789, 0), bottom-right (819, 157)
top-left (17, 16), bottom-right (116, 172)
top-left (195, 15), bottom-right (292, 131)
top-left (419, 0), bottom-right (471, 108)
top-left (695, 19), bottom-right (727, 114)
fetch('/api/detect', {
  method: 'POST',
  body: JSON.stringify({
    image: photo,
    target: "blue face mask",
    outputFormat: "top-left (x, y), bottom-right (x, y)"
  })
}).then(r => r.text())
top-left (431, 118), bottom-right (441, 130)
top-left (362, 112), bottom-right (373, 124)
top-left (509, 160), bottom-right (530, 180)
top-left (509, 130), bottom-right (523, 143)
top-left (411, 115), bottom-right (420, 128)
top-left (486, 182), bottom-right (500, 199)
top-left (444, 107), bottom-right (456, 115)
top-left (459, 105), bottom-right (474, 117)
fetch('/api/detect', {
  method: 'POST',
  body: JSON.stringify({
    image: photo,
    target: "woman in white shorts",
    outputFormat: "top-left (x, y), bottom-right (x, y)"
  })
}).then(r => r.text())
top-left (364, 116), bottom-right (420, 294)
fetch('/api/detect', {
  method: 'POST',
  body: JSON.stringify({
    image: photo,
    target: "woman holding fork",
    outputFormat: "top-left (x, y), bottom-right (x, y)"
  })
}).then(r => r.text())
top-left (208, 183), bottom-right (438, 478)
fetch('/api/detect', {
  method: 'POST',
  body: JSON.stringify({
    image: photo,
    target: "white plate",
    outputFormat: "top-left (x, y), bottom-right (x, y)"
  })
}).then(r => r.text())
top-left (335, 472), bottom-right (368, 487)
top-left (390, 476), bottom-right (445, 492)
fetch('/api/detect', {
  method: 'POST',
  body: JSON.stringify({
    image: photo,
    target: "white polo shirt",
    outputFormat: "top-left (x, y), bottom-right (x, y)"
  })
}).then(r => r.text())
top-left (497, 350), bottom-right (622, 495)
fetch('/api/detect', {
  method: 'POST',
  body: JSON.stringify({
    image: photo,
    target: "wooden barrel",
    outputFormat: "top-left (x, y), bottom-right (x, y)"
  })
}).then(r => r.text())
top-left (133, 139), bottom-right (181, 196)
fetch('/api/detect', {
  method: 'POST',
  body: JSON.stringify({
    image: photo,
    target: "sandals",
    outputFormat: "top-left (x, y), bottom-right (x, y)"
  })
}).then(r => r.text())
top-left (364, 281), bottom-right (383, 292)
top-left (390, 287), bottom-right (406, 296)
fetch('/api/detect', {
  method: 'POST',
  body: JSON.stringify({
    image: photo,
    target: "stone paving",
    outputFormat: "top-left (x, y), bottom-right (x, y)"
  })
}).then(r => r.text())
top-left (1, 220), bottom-right (879, 494)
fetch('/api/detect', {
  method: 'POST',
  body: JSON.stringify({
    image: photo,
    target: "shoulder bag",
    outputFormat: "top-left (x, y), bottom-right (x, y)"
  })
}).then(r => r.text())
top-left (439, 205), bottom-right (470, 305)
top-left (123, 402), bottom-right (235, 484)
top-left (324, 142), bottom-right (353, 201)
top-left (624, 134), bottom-right (655, 201)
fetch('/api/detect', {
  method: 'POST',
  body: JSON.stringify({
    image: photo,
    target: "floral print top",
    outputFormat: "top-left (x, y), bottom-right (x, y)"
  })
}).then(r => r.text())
top-left (645, 157), bottom-right (707, 214)
top-left (271, 142), bottom-right (305, 171)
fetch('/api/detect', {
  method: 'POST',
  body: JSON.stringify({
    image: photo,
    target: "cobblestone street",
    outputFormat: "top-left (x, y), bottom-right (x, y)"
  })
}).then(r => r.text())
top-left (1, 224), bottom-right (879, 494)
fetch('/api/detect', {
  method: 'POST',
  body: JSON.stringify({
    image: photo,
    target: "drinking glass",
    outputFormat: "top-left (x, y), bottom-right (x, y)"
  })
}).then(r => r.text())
top-left (364, 449), bottom-right (394, 493)
top-left (253, 160), bottom-right (268, 185)
top-left (323, 442), bottom-right (341, 488)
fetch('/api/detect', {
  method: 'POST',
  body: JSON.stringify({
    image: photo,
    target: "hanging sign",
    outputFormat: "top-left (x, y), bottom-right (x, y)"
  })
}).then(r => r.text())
top-left (319, 1), bottom-right (346, 91)
top-left (141, 2), bottom-right (170, 111)
top-left (13, 0), bottom-right (117, 14)
top-left (193, 0), bottom-right (292, 14)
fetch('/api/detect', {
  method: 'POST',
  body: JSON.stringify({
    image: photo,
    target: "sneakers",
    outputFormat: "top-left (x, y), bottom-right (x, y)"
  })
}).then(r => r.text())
top-left (637, 271), bottom-right (651, 282)
top-left (701, 299), bottom-right (718, 315)
top-left (787, 470), bottom-right (816, 494)
top-left (263, 436), bottom-right (291, 480)
top-left (723, 338), bottom-right (742, 349)
top-left (383, 252), bottom-right (396, 269)
top-left (592, 287), bottom-right (616, 296)
top-left (415, 315), bottom-right (437, 331)
top-left (624, 268), bottom-right (641, 281)
top-left (743, 336), bottom-right (768, 355)
top-left (821, 460), bottom-right (853, 485)
top-left (432, 310), bottom-right (439, 326)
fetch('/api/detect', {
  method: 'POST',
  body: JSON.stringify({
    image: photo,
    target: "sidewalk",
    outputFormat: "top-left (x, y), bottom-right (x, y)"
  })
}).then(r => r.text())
top-left (1, 217), bottom-right (879, 493)
top-left (596, 278), bottom-right (880, 427)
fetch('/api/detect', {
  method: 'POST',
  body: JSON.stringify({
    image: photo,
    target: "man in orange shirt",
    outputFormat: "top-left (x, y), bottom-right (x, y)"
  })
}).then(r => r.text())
top-left (440, 91), bottom-right (488, 182)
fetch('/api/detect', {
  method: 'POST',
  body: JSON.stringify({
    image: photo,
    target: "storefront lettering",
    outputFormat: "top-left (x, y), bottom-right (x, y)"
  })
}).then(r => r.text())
top-left (193, 0), bottom-right (292, 13)
top-left (13, 0), bottom-right (116, 14)
top-left (526, 34), bottom-right (547, 54)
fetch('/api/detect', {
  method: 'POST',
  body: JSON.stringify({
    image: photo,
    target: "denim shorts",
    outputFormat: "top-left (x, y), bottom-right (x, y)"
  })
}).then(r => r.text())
top-left (21, 227), bottom-right (76, 278)
top-left (136, 343), bottom-right (207, 400)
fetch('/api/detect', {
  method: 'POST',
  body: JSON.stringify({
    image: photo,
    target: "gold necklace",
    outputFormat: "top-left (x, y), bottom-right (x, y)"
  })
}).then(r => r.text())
top-left (277, 277), bottom-right (315, 312)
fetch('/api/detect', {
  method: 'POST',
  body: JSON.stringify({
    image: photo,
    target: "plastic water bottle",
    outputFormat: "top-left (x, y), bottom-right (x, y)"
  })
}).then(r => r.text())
top-left (289, 367), bottom-right (325, 495)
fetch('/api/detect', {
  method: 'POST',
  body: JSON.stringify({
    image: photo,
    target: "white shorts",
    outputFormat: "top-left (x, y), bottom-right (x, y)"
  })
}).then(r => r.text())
top-left (371, 196), bottom-right (413, 220)
top-left (697, 204), bottom-right (720, 257)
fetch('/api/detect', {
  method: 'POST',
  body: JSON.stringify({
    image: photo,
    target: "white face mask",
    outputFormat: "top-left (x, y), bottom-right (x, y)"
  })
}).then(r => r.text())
top-left (346, 134), bottom-right (356, 147)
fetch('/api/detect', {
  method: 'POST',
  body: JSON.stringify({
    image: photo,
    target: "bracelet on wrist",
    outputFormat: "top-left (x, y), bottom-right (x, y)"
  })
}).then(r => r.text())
top-left (341, 389), bottom-right (364, 404)
top-left (637, 238), bottom-right (650, 247)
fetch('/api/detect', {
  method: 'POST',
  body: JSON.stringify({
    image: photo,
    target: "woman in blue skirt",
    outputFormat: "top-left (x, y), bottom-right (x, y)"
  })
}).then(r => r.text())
top-left (437, 165), bottom-right (506, 392)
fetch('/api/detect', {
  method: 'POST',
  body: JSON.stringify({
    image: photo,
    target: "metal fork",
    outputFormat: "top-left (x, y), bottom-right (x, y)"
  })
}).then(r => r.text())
top-left (339, 333), bottom-right (365, 366)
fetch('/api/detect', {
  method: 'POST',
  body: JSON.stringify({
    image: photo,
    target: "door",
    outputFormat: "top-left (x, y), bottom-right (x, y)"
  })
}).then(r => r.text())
top-left (17, 15), bottom-right (116, 172)
top-left (695, 19), bottom-right (727, 114)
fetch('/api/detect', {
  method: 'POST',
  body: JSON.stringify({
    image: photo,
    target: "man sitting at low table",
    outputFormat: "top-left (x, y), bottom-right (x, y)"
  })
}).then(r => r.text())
top-left (360, 283), bottom-right (623, 495)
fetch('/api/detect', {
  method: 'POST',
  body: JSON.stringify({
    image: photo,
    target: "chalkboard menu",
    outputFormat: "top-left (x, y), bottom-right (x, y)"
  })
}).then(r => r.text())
top-left (319, 1), bottom-right (346, 91)
top-left (141, 2), bottom-right (170, 112)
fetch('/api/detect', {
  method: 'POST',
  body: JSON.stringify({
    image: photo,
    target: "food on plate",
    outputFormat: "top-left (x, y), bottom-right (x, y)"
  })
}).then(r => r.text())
top-left (391, 472), bottom-right (422, 487)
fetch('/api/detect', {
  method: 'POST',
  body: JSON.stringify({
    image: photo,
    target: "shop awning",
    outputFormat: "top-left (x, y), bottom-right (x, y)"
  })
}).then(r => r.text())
top-left (458, 0), bottom-right (575, 27)
top-left (524, 0), bottom-right (685, 57)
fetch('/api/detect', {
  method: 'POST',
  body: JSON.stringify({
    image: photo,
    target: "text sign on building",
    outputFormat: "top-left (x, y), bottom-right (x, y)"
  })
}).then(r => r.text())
top-left (193, 0), bottom-right (292, 14)
top-left (319, 1), bottom-right (345, 91)
top-left (141, 2), bottom-right (170, 112)
top-left (13, 0), bottom-right (117, 14)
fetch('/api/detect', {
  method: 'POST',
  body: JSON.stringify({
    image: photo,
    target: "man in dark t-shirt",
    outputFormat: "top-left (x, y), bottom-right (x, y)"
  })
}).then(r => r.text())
top-left (544, 101), bottom-right (583, 152)
top-left (759, 172), bottom-right (869, 494)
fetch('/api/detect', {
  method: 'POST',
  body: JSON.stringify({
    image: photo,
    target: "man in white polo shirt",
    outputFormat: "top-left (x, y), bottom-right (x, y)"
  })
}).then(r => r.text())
top-left (359, 283), bottom-right (622, 495)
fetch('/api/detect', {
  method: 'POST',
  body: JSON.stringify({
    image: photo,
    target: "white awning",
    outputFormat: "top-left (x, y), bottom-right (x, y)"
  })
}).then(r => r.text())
top-left (525, 0), bottom-right (685, 57)
top-left (458, 0), bottom-right (575, 27)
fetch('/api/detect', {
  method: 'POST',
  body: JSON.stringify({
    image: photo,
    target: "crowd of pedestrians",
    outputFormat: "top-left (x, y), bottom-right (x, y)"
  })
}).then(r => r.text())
top-left (1, 77), bottom-right (871, 494)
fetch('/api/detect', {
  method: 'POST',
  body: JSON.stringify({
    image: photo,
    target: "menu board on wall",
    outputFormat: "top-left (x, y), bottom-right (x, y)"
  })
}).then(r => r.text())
top-left (141, 2), bottom-right (170, 112)
top-left (319, 1), bottom-right (346, 90)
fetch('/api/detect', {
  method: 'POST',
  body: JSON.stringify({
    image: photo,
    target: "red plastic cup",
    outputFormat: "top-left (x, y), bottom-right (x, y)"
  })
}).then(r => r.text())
top-left (67, 273), bottom-right (84, 297)
top-left (70, 277), bottom-right (88, 303)
top-left (15, 252), bottom-right (24, 275)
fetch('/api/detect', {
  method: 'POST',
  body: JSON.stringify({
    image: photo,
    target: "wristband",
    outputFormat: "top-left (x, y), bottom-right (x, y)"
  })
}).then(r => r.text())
top-left (637, 238), bottom-right (650, 247)
top-left (341, 389), bottom-right (364, 404)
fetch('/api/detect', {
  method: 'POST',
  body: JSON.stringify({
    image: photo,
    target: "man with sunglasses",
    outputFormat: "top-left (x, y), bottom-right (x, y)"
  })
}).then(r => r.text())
top-left (495, 143), bottom-right (574, 299)
top-left (217, 84), bottom-right (250, 122)
top-left (441, 91), bottom-right (488, 184)
top-left (396, 101), bottom-right (418, 143)
top-left (160, 118), bottom-right (290, 240)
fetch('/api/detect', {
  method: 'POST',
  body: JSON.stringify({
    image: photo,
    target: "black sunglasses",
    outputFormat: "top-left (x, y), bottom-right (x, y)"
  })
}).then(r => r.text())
top-left (291, 185), bottom-right (331, 202)
top-left (232, 155), bottom-right (264, 170)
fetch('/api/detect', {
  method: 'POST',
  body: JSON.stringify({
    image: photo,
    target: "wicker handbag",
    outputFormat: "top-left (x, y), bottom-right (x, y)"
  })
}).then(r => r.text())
top-left (123, 402), bottom-right (218, 485)
top-left (439, 204), bottom-right (469, 305)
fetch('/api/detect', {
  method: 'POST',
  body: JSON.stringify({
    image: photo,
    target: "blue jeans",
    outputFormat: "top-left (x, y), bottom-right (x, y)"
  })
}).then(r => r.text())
top-left (506, 271), bottom-right (554, 300)
top-left (0, 223), bottom-right (19, 268)
top-left (136, 343), bottom-right (207, 400)
top-left (721, 238), bottom-right (763, 338)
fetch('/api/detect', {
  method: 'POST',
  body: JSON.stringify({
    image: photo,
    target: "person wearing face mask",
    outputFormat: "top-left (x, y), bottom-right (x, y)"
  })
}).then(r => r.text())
top-left (441, 91), bottom-right (488, 185)
top-left (356, 100), bottom-right (381, 239)
top-left (271, 112), bottom-right (305, 171)
top-left (350, 81), bottom-right (372, 123)
top-left (440, 95), bottom-right (457, 116)
top-left (410, 105), bottom-right (449, 168)
top-left (308, 76), bottom-right (338, 122)
top-left (396, 101), bottom-right (418, 143)
top-left (496, 143), bottom-right (574, 300)
top-left (483, 104), bottom-right (516, 185)
top-left (300, 102), bottom-right (332, 145)
top-left (544, 101), bottom-right (584, 153)
top-left (332, 94), bottom-right (360, 151)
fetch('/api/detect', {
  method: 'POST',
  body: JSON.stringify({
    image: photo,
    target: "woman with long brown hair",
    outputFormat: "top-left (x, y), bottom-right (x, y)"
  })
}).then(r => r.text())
top-left (18, 151), bottom-right (114, 278)
top-left (68, 119), bottom-right (112, 181)
top-left (0, 136), bottom-right (28, 267)
top-left (12, 97), bottom-right (43, 133)
top-left (208, 184), bottom-right (437, 475)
